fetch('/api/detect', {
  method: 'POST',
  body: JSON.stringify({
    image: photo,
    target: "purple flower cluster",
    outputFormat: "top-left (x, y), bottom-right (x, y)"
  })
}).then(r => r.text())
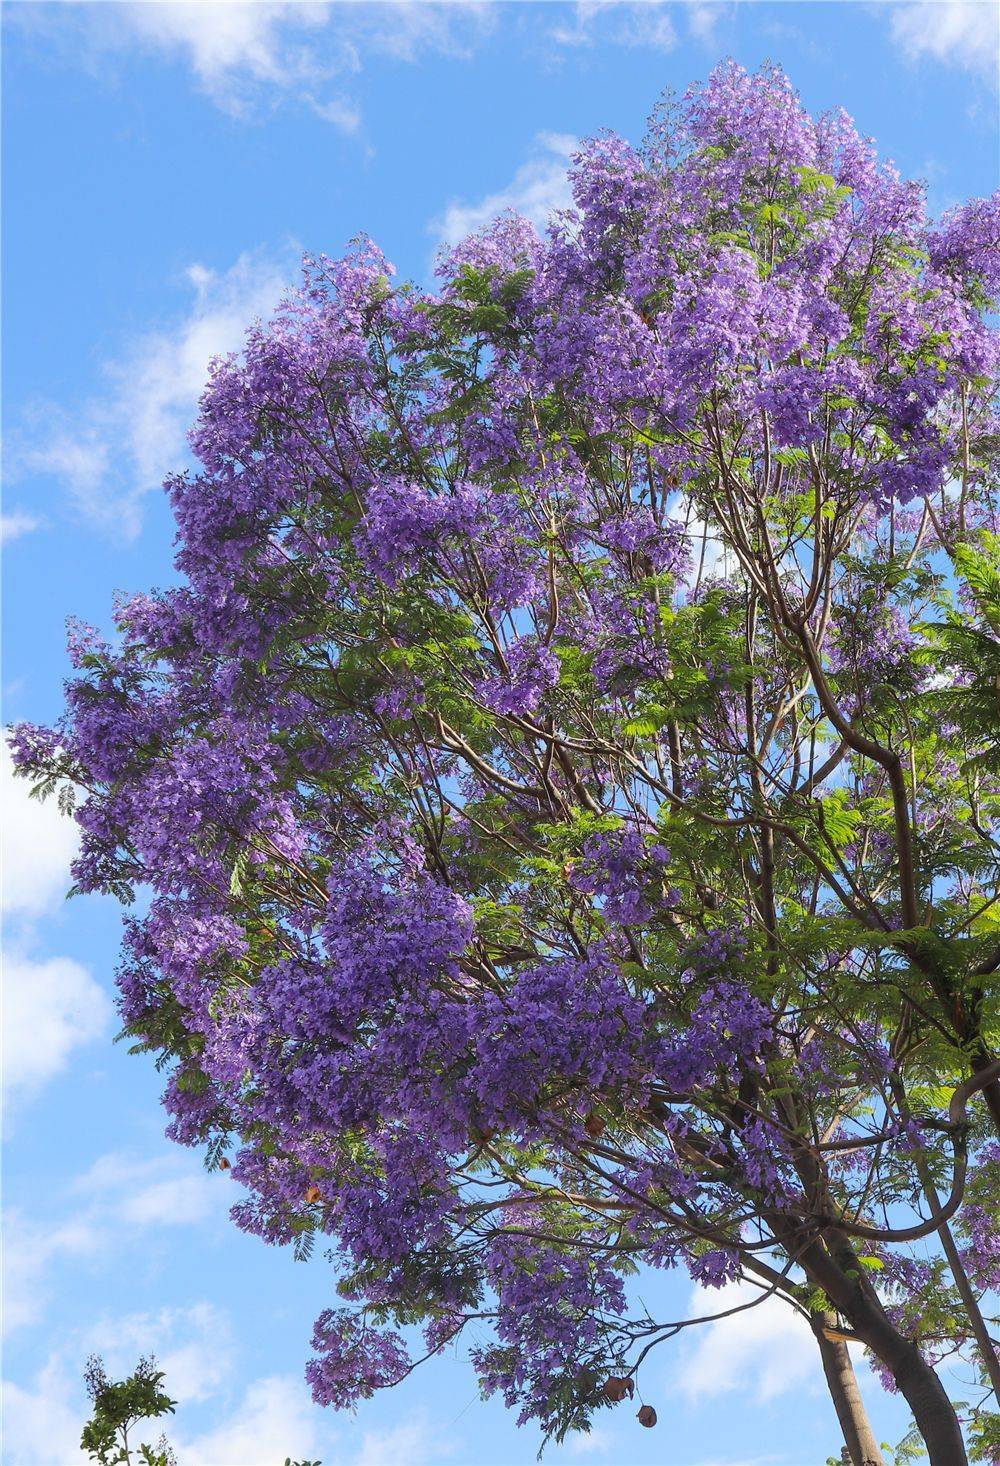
top-left (306, 1311), bottom-right (410, 1408)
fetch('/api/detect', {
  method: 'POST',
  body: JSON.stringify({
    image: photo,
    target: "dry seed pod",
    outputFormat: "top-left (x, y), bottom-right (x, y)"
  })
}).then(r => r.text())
top-left (602, 1376), bottom-right (633, 1403)
top-left (584, 1113), bottom-right (606, 1139)
top-left (305, 1185), bottom-right (323, 1204)
top-left (637, 1404), bottom-right (657, 1428)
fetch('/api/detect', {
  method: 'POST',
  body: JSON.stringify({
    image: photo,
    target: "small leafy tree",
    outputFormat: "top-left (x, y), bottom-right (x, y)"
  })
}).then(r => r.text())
top-left (80, 1357), bottom-right (176, 1466)
top-left (16, 62), bottom-right (999, 1465)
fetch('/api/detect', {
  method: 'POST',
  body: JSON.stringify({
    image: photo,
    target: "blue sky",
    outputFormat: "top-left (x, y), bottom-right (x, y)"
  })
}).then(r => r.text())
top-left (2, 4), bottom-right (998, 1463)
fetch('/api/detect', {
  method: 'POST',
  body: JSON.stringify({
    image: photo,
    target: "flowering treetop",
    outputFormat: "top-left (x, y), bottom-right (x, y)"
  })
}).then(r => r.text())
top-left (13, 63), bottom-right (1000, 1464)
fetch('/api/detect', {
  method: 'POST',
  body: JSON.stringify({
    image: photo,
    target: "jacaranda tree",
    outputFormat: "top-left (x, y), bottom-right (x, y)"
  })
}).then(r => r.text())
top-left (14, 63), bottom-right (1000, 1465)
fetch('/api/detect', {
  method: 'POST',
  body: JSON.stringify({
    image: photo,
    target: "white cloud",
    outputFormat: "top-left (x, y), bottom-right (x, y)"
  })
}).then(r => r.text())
top-left (185, 1395), bottom-right (459, 1466)
top-left (15, 250), bottom-right (291, 537)
top-left (179, 1374), bottom-right (321, 1466)
top-left (184, 1391), bottom-right (455, 1466)
top-left (1, 737), bottom-right (111, 1100)
top-left (432, 131), bottom-right (577, 249)
top-left (15, 419), bottom-right (111, 508)
top-left (674, 1280), bottom-right (820, 1403)
top-left (0, 510), bottom-right (42, 545)
top-left (1, 738), bottom-right (79, 921)
top-left (72, 1150), bottom-right (221, 1230)
top-left (2, 1366), bottom-right (288, 1466)
top-left (666, 494), bottom-right (732, 582)
top-left (58, 0), bottom-right (356, 127)
top-left (122, 1172), bottom-right (221, 1228)
top-left (120, 1), bottom-right (329, 98)
top-left (889, 0), bottom-right (1000, 82)
top-left (2, 948), bottom-right (111, 1101)
top-left (564, 1426), bottom-right (616, 1456)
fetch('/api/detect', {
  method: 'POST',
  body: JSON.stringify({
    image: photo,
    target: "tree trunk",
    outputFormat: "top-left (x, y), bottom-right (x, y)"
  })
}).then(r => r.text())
top-left (889, 1335), bottom-right (967, 1466)
top-left (811, 1312), bottom-right (885, 1466)
top-left (777, 1226), bottom-right (968, 1466)
top-left (817, 1248), bottom-right (966, 1466)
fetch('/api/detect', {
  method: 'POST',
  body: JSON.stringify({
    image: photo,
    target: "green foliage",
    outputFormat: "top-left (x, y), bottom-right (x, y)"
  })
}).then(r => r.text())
top-left (885, 1421), bottom-right (928, 1463)
top-left (967, 1405), bottom-right (1000, 1463)
top-left (80, 1357), bottom-right (176, 1466)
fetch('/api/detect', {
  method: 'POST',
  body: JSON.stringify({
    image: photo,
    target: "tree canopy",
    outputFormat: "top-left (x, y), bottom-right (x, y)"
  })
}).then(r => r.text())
top-left (14, 61), bottom-right (1000, 1465)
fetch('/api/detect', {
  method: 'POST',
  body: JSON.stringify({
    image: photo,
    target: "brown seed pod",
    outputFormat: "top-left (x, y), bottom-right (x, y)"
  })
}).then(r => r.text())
top-left (584, 1113), bottom-right (606, 1139)
top-left (305, 1185), bottom-right (323, 1204)
top-left (218, 1157), bottom-right (231, 1171)
top-left (637, 1404), bottom-right (657, 1428)
top-left (602, 1375), bottom-right (634, 1403)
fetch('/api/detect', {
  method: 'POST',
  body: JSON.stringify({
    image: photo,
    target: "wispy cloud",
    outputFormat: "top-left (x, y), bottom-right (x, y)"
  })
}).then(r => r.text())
top-left (0, 510), bottom-right (42, 545)
top-left (548, 1), bottom-right (665, 50)
top-left (431, 131), bottom-right (577, 250)
top-left (2, 1211), bottom-right (103, 1335)
top-left (887, 0), bottom-right (1000, 82)
top-left (686, 1), bottom-right (727, 43)
top-left (14, 1), bottom-right (498, 131)
top-left (13, 249), bottom-right (292, 539)
top-left (4, 1149), bottom-right (226, 1334)
top-left (71, 1151), bottom-right (221, 1231)
top-left (549, 0), bottom-right (724, 51)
